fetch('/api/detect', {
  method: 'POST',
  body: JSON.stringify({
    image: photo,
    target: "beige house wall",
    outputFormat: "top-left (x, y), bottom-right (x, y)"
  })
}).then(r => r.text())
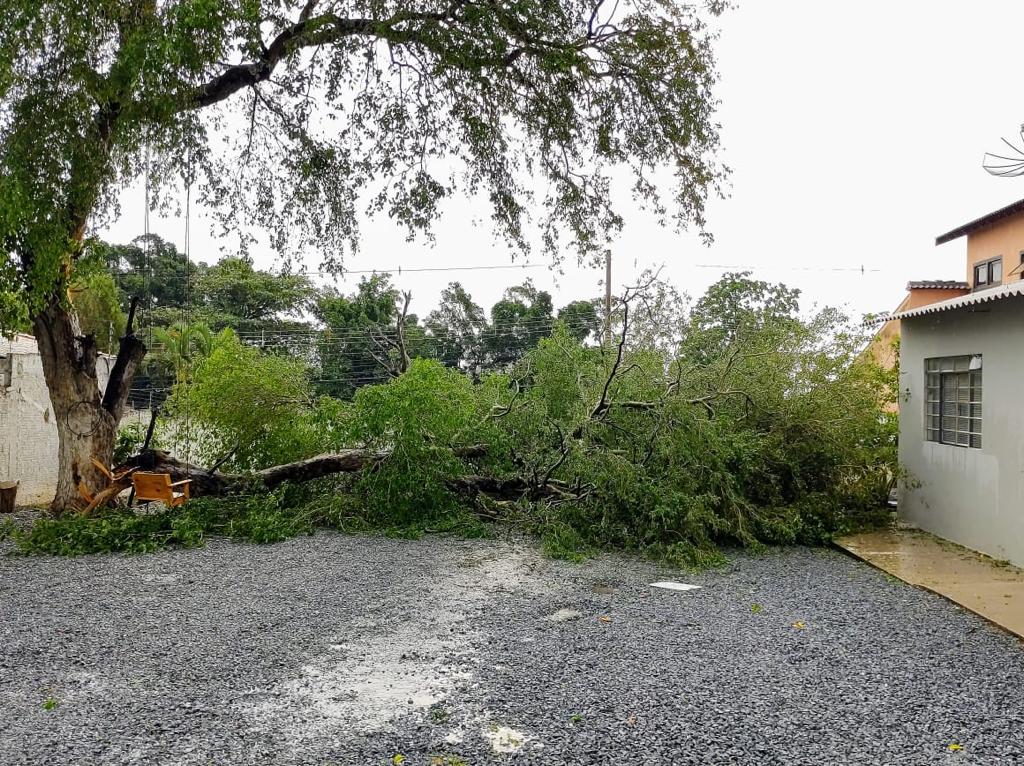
top-left (965, 211), bottom-right (1024, 285)
top-left (865, 287), bottom-right (969, 373)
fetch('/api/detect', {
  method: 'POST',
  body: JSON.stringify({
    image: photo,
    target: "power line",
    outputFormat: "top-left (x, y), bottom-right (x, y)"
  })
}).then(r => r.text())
top-left (106, 262), bottom-right (547, 282)
top-left (692, 263), bottom-right (882, 273)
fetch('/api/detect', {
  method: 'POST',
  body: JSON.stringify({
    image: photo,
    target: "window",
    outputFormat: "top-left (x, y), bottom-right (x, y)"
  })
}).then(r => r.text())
top-left (973, 257), bottom-right (1003, 289)
top-left (925, 355), bottom-right (982, 448)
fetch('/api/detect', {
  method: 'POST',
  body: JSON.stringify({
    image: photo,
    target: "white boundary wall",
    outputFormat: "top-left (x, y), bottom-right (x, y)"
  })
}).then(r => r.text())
top-left (0, 334), bottom-right (116, 505)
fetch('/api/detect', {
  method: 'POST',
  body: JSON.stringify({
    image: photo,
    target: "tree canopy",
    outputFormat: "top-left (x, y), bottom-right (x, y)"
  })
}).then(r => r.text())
top-left (1, 0), bottom-right (727, 330)
top-left (80, 236), bottom-right (607, 399)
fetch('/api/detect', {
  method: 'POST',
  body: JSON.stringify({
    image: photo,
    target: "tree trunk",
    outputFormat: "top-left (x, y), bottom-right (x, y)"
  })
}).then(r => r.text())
top-left (32, 296), bottom-right (146, 514)
top-left (116, 446), bottom-right (573, 507)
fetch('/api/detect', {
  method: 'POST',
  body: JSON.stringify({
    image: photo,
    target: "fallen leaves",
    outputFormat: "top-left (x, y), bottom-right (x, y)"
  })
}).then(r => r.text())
top-left (791, 620), bottom-right (807, 630)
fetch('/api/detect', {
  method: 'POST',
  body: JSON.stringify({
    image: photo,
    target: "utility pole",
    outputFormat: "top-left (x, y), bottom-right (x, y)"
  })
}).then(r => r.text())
top-left (604, 250), bottom-right (612, 346)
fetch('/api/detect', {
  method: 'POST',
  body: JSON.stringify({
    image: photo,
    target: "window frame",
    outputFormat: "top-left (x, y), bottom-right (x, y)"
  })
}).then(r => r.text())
top-left (925, 355), bottom-right (982, 449)
top-left (973, 256), bottom-right (1003, 290)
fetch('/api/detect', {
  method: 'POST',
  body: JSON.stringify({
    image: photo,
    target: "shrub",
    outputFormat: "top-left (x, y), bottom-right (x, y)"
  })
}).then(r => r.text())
top-left (165, 330), bottom-right (335, 469)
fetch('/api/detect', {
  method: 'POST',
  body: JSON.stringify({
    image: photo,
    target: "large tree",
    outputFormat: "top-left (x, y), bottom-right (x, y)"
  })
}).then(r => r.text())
top-left (0, 0), bottom-right (726, 511)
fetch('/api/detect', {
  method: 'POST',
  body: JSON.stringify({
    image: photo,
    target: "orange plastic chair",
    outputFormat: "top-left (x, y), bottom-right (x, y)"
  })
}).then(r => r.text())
top-left (131, 472), bottom-right (192, 508)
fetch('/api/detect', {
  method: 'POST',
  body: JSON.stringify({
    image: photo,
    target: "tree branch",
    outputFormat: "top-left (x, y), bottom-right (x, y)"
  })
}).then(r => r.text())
top-left (188, 15), bottom-right (374, 109)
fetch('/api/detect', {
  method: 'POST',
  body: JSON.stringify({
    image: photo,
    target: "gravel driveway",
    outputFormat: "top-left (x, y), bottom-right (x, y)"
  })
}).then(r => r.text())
top-left (1, 531), bottom-right (1022, 765)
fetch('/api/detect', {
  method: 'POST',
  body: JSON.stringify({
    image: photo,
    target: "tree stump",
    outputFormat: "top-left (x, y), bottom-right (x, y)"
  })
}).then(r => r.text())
top-left (0, 481), bottom-right (18, 514)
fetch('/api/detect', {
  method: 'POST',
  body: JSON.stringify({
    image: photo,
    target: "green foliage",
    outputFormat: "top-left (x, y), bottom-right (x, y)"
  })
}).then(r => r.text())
top-left (476, 273), bottom-right (896, 564)
top-left (92, 235), bottom-right (193, 315)
top-left (69, 256), bottom-right (126, 353)
top-left (192, 256), bottom-right (316, 334)
top-left (314, 274), bottom-right (418, 398)
top-left (343, 359), bottom-right (483, 524)
top-left (112, 421), bottom-right (162, 465)
top-left (541, 523), bottom-right (592, 563)
top-left (167, 329), bottom-right (327, 469)
top-left (557, 299), bottom-right (601, 343)
top-left (485, 281), bottom-right (556, 369)
top-left (426, 282), bottom-right (488, 373)
top-left (13, 510), bottom-right (199, 555)
top-left (15, 273), bottom-right (895, 567)
top-left (10, 492), bottom-right (313, 556)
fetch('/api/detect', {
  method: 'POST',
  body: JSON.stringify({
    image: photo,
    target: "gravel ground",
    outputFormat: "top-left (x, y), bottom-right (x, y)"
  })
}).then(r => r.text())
top-left (1, 530), bottom-right (1023, 766)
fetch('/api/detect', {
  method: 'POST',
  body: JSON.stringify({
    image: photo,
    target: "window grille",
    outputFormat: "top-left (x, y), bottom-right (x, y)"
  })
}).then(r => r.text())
top-left (925, 355), bottom-right (982, 448)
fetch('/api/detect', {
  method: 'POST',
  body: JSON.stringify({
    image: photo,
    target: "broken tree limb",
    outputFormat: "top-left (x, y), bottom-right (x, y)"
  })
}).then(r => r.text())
top-left (109, 442), bottom-right (577, 509)
top-left (116, 443), bottom-right (492, 498)
top-left (81, 474), bottom-right (135, 515)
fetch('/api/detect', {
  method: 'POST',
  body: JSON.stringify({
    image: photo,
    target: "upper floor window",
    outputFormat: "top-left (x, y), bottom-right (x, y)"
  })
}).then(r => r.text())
top-left (974, 256), bottom-right (1002, 289)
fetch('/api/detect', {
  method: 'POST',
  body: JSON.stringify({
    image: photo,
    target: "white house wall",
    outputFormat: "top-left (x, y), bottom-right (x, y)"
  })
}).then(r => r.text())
top-left (899, 295), bottom-right (1024, 566)
top-left (0, 350), bottom-right (115, 505)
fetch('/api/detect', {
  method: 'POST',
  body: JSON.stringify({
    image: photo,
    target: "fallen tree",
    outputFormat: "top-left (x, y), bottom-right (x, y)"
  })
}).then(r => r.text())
top-left (107, 443), bottom-right (575, 508)
top-left (116, 445), bottom-right (493, 497)
top-left (46, 272), bottom-right (898, 567)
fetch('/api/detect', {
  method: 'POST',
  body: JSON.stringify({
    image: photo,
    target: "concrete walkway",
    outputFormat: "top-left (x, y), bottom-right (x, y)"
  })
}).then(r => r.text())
top-left (836, 528), bottom-right (1024, 639)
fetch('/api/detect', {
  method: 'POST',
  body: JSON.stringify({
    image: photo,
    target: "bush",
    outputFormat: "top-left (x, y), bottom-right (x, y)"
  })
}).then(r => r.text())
top-left (165, 330), bottom-right (338, 469)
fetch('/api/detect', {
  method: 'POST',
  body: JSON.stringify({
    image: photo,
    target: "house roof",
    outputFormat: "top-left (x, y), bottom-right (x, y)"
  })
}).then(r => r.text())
top-left (0, 333), bottom-right (39, 355)
top-left (935, 197), bottom-right (1024, 245)
top-left (906, 280), bottom-right (969, 290)
top-left (887, 280), bottom-right (1024, 321)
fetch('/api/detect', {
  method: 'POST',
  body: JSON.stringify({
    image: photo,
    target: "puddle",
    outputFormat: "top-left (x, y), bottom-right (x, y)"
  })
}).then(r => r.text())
top-left (247, 545), bottom-right (552, 746)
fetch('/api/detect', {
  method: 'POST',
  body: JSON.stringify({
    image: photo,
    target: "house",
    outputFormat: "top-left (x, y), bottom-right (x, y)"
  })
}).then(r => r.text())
top-left (865, 281), bottom-right (970, 376)
top-left (891, 197), bottom-right (1024, 566)
top-left (0, 333), bottom-right (118, 505)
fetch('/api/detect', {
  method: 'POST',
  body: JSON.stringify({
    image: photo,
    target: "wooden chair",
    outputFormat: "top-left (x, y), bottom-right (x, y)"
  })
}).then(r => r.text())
top-left (131, 472), bottom-right (192, 508)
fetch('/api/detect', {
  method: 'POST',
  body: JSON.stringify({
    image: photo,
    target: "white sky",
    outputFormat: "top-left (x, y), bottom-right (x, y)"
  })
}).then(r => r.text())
top-left (100, 0), bottom-right (1024, 320)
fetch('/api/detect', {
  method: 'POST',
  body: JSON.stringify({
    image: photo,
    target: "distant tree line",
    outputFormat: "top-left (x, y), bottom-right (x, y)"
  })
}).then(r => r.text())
top-left (77, 235), bottom-right (602, 403)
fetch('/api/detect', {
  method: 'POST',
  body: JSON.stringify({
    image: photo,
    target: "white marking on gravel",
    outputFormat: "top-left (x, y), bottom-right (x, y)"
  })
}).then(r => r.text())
top-left (486, 725), bottom-right (530, 753)
top-left (247, 546), bottom-right (551, 747)
top-left (650, 581), bottom-right (702, 592)
top-left (544, 607), bottom-right (582, 622)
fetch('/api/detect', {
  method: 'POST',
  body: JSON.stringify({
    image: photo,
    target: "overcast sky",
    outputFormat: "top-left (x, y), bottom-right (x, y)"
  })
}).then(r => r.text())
top-left (100, 0), bottom-right (1024, 321)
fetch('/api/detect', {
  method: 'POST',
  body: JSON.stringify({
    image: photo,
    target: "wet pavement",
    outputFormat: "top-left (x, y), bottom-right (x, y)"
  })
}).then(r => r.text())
top-left (836, 528), bottom-right (1024, 639)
